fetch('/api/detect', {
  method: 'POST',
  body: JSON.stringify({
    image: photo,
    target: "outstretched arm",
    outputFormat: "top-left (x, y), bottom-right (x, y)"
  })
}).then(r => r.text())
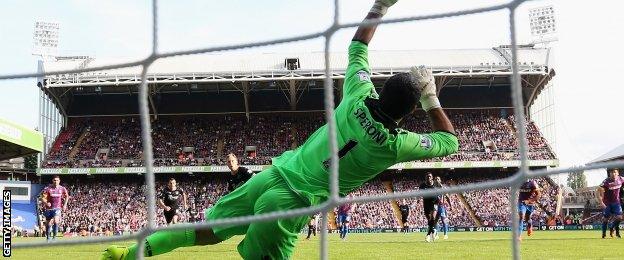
top-left (344, 1), bottom-right (398, 99)
top-left (410, 66), bottom-right (455, 135)
top-left (427, 108), bottom-right (455, 135)
top-left (352, 13), bottom-right (382, 45)
top-left (352, 0), bottom-right (398, 45)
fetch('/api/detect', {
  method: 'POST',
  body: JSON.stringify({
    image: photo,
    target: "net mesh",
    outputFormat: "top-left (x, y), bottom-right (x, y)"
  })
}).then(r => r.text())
top-left (3, 0), bottom-right (624, 259)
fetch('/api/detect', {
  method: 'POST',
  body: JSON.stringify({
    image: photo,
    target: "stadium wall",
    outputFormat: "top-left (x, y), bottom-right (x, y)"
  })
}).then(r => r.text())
top-left (318, 224), bottom-right (623, 234)
top-left (37, 160), bottom-right (559, 175)
top-left (0, 181), bottom-right (40, 232)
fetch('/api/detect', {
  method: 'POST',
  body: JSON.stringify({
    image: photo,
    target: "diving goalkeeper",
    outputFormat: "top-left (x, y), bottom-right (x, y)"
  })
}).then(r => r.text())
top-left (102, 0), bottom-right (458, 259)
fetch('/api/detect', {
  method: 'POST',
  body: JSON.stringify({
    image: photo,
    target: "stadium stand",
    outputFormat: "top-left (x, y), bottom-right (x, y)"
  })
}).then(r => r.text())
top-left (32, 43), bottom-right (562, 240)
top-left (348, 181), bottom-right (399, 229)
top-left (41, 110), bottom-right (556, 168)
top-left (41, 170), bottom-right (560, 235)
top-left (461, 172), bottom-right (560, 227)
top-left (42, 175), bottom-right (229, 236)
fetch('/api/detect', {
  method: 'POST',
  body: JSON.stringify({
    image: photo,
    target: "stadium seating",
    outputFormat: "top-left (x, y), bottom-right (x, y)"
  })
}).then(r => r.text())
top-left (39, 109), bottom-right (560, 234)
top-left (44, 172), bottom-right (559, 235)
top-left (392, 176), bottom-right (475, 228)
top-left (42, 110), bottom-right (556, 168)
top-left (460, 173), bottom-right (560, 227)
top-left (45, 177), bottom-right (229, 234)
top-left (347, 181), bottom-right (399, 229)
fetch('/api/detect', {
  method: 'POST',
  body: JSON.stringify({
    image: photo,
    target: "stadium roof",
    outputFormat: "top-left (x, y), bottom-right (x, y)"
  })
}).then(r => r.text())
top-left (37, 45), bottom-right (555, 117)
top-left (41, 45), bottom-right (552, 87)
top-left (587, 144), bottom-right (624, 165)
top-left (0, 117), bottom-right (43, 160)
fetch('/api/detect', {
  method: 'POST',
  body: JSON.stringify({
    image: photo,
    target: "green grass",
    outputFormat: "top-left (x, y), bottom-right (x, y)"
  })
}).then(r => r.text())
top-left (10, 231), bottom-right (621, 259)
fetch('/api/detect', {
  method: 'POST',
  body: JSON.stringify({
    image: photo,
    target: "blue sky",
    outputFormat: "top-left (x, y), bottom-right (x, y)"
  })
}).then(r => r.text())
top-left (1, 0), bottom-right (623, 186)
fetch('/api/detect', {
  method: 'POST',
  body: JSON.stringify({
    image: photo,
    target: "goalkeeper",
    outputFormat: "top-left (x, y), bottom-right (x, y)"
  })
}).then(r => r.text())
top-left (102, 0), bottom-right (458, 259)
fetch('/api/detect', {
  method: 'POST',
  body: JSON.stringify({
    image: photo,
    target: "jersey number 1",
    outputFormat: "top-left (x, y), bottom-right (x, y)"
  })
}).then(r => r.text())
top-left (323, 140), bottom-right (358, 169)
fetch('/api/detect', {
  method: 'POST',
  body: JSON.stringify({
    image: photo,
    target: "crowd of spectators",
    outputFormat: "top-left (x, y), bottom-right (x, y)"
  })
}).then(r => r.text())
top-left (42, 110), bottom-right (556, 169)
top-left (392, 176), bottom-right (475, 228)
top-left (48, 181), bottom-right (140, 236)
top-left (461, 172), bottom-right (560, 227)
top-left (71, 119), bottom-right (142, 160)
top-left (346, 181), bottom-right (398, 229)
top-left (39, 171), bottom-right (560, 236)
top-left (45, 121), bottom-right (85, 161)
top-left (464, 188), bottom-right (511, 227)
top-left (39, 177), bottom-right (229, 236)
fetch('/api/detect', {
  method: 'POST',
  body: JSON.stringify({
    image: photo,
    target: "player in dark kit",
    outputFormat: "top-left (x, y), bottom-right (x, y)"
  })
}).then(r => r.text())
top-left (420, 173), bottom-right (439, 242)
top-left (158, 178), bottom-right (187, 225)
top-left (517, 179), bottom-right (541, 241)
top-left (398, 199), bottom-right (410, 234)
top-left (225, 153), bottom-right (255, 193)
top-left (598, 168), bottom-right (623, 238)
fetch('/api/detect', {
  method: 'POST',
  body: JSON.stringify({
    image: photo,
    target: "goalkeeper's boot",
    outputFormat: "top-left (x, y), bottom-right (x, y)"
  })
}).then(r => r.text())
top-left (101, 245), bottom-right (129, 260)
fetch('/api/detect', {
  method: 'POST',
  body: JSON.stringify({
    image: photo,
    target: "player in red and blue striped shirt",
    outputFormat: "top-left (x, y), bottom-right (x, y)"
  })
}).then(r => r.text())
top-left (598, 168), bottom-right (623, 238)
top-left (40, 175), bottom-right (69, 242)
top-left (517, 179), bottom-right (541, 241)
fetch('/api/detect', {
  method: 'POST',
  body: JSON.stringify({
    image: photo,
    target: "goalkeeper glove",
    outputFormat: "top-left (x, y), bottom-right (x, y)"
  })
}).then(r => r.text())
top-left (369, 0), bottom-right (399, 16)
top-left (410, 65), bottom-right (441, 112)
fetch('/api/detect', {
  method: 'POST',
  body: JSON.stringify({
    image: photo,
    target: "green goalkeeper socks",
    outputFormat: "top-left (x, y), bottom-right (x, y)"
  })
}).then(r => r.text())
top-left (126, 229), bottom-right (196, 259)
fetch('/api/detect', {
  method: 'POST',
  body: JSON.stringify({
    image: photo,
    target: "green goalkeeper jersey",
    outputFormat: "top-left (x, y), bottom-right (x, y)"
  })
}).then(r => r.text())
top-left (272, 41), bottom-right (459, 201)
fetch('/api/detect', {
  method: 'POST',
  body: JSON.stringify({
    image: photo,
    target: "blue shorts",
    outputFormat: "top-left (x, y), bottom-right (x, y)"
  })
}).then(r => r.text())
top-left (603, 203), bottom-right (623, 218)
top-left (337, 214), bottom-right (350, 224)
top-left (44, 209), bottom-right (62, 220)
top-left (437, 205), bottom-right (447, 218)
top-left (518, 203), bottom-right (534, 216)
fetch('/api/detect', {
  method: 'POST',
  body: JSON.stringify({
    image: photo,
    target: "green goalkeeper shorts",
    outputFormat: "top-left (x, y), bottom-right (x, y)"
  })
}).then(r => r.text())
top-left (205, 167), bottom-right (311, 260)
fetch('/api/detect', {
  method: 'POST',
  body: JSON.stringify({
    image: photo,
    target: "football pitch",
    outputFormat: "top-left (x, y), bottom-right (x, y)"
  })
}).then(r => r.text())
top-left (10, 231), bottom-right (621, 259)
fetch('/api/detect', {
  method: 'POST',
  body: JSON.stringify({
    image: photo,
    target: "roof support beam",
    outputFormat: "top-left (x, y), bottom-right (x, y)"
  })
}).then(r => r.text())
top-left (148, 84), bottom-right (158, 120)
top-left (289, 79), bottom-right (297, 110)
top-left (436, 76), bottom-right (452, 94)
top-left (43, 68), bottom-right (548, 88)
top-left (40, 86), bottom-right (68, 121)
top-left (492, 47), bottom-right (513, 65)
top-left (527, 69), bottom-right (555, 112)
top-left (242, 81), bottom-right (250, 122)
